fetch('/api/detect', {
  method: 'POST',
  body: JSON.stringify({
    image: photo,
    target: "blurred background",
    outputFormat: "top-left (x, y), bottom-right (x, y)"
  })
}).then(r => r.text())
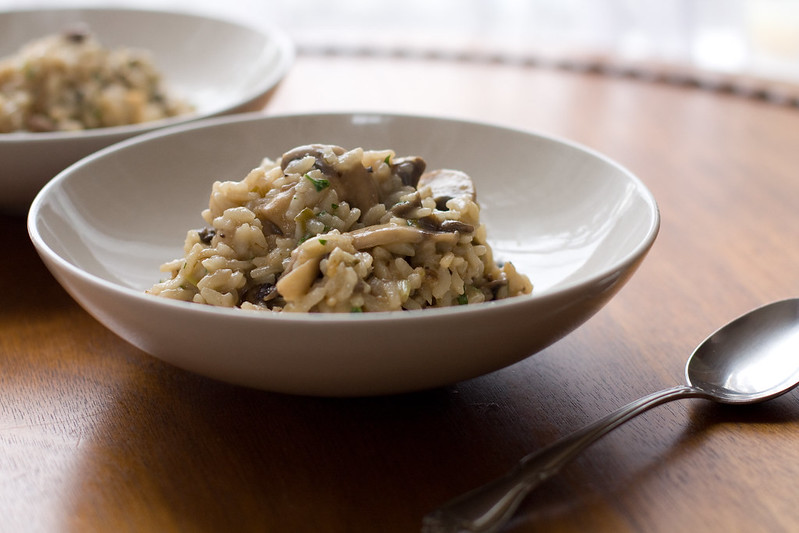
top-left (3, 0), bottom-right (799, 100)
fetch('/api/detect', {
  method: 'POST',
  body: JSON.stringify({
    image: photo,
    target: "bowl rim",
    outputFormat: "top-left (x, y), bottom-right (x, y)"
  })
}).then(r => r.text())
top-left (0, 6), bottom-right (295, 142)
top-left (27, 110), bottom-right (661, 324)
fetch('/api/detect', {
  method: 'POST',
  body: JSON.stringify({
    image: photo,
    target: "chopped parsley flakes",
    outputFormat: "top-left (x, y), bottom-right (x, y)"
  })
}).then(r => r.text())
top-left (305, 173), bottom-right (330, 192)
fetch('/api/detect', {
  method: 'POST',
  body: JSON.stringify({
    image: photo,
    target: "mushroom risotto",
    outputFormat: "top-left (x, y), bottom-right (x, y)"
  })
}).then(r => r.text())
top-left (0, 28), bottom-right (192, 133)
top-left (147, 144), bottom-right (532, 313)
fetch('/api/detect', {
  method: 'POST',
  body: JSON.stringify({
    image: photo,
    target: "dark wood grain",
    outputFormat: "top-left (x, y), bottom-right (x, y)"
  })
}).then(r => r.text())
top-left (4, 55), bottom-right (799, 533)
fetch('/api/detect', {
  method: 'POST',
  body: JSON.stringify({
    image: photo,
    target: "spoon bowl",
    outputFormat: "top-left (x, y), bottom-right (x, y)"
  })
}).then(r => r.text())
top-left (687, 298), bottom-right (799, 403)
top-left (424, 298), bottom-right (799, 533)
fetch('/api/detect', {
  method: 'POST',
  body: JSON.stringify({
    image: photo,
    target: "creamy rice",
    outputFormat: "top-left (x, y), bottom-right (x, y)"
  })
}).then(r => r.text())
top-left (0, 28), bottom-right (192, 133)
top-left (148, 144), bottom-right (532, 313)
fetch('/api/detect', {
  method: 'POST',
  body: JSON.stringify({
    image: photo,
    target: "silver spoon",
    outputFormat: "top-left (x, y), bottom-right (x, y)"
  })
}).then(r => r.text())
top-left (423, 298), bottom-right (799, 533)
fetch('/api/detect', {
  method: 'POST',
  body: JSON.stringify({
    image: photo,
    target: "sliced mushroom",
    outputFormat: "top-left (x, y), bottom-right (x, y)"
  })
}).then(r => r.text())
top-left (243, 283), bottom-right (279, 306)
top-left (417, 169), bottom-right (476, 210)
top-left (389, 191), bottom-right (423, 218)
top-left (63, 24), bottom-right (90, 44)
top-left (280, 144), bottom-right (345, 172)
top-left (276, 256), bottom-right (323, 302)
top-left (253, 183), bottom-right (296, 235)
top-left (349, 223), bottom-right (459, 250)
top-left (197, 227), bottom-right (216, 244)
top-left (417, 217), bottom-right (474, 234)
top-left (26, 115), bottom-right (56, 132)
top-left (332, 149), bottom-right (380, 213)
top-left (390, 156), bottom-right (426, 187)
top-left (280, 144), bottom-right (379, 214)
top-left (276, 234), bottom-right (350, 301)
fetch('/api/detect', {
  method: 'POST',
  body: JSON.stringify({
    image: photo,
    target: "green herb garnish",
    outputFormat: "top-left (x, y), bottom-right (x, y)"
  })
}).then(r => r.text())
top-left (295, 207), bottom-right (315, 222)
top-left (305, 173), bottom-right (330, 192)
top-left (457, 294), bottom-right (468, 305)
top-left (23, 62), bottom-right (36, 80)
top-left (351, 306), bottom-right (363, 313)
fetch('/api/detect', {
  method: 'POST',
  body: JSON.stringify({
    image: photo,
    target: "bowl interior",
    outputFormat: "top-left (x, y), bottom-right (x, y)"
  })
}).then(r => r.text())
top-left (0, 8), bottom-right (292, 127)
top-left (33, 112), bottom-right (658, 298)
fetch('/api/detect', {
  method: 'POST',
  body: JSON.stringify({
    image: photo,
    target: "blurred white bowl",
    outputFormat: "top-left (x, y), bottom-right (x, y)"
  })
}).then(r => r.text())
top-left (28, 112), bottom-right (659, 396)
top-left (0, 7), bottom-right (294, 213)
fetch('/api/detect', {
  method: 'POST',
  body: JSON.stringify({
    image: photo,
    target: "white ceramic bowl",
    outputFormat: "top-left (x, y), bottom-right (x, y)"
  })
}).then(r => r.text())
top-left (0, 7), bottom-right (294, 213)
top-left (28, 112), bottom-right (660, 397)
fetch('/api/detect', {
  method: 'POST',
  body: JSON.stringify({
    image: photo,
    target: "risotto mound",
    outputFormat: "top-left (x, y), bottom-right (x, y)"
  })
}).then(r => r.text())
top-left (147, 144), bottom-right (532, 312)
top-left (0, 28), bottom-right (192, 133)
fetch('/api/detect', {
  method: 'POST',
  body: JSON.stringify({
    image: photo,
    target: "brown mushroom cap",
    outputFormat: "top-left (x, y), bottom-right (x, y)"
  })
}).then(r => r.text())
top-left (417, 169), bottom-right (476, 210)
top-left (390, 156), bottom-right (427, 187)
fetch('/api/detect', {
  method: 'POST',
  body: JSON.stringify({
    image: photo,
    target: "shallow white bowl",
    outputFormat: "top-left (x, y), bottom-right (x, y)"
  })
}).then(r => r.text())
top-left (28, 112), bottom-right (659, 396)
top-left (0, 7), bottom-right (294, 213)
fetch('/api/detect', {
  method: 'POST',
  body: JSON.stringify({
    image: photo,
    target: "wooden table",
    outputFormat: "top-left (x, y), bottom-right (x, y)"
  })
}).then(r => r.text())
top-left (4, 53), bottom-right (799, 533)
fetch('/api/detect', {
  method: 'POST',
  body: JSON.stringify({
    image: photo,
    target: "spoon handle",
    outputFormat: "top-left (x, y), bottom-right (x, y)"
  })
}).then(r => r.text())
top-left (422, 384), bottom-right (706, 533)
